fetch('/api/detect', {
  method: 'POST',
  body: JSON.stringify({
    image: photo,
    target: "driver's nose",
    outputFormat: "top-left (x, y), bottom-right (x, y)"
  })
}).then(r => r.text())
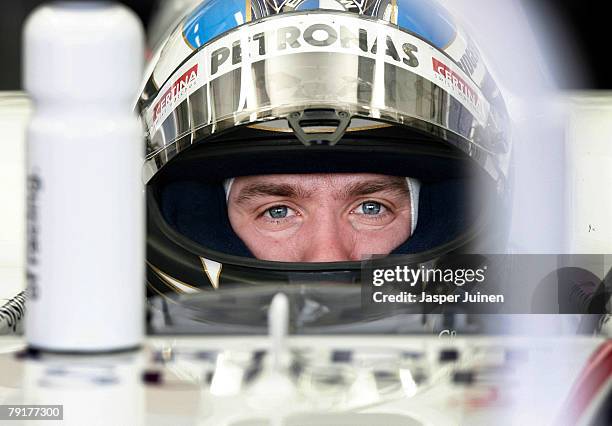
top-left (299, 214), bottom-right (356, 262)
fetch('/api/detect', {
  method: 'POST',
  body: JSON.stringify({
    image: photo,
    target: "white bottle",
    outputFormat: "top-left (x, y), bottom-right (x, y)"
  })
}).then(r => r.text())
top-left (24, 1), bottom-right (145, 352)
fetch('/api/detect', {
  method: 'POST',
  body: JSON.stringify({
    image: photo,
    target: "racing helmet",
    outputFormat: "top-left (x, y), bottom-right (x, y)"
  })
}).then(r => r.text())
top-left (137, 0), bottom-right (512, 295)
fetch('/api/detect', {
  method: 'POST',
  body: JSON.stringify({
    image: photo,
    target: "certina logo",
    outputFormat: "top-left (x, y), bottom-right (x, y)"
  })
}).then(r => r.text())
top-left (210, 23), bottom-right (419, 77)
top-left (153, 64), bottom-right (199, 122)
top-left (432, 58), bottom-right (479, 108)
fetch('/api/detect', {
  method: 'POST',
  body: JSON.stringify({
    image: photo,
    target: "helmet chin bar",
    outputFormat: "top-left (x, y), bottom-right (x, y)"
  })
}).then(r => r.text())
top-left (287, 109), bottom-right (352, 146)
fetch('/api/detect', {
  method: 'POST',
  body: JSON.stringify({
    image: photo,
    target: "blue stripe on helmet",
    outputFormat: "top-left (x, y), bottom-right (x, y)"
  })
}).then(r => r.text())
top-left (295, 0), bottom-right (322, 10)
top-left (396, 0), bottom-right (456, 49)
top-left (183, 0), bottom-right (247, 49)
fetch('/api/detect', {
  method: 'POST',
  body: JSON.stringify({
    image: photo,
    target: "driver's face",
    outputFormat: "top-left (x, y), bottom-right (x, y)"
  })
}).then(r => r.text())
top-left (227, 174), bottom-right (413, 262)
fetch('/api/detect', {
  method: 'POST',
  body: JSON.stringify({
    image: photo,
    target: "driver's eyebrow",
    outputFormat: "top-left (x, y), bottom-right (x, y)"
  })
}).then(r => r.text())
top-left (340, 178), bottom-right (409, 199)
top-left (235, 183), bottom-right (313, 205)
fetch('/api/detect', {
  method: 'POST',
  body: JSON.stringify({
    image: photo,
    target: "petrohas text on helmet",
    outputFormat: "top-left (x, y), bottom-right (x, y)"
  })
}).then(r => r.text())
top-left (149, 12), bottom-right (489, 133)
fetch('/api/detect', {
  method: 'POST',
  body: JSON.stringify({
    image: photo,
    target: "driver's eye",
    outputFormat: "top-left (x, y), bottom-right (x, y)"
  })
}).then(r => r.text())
top-left (265, 205), bottom-right (290, 219)
top-left (357, 201), bottom-right (384, 215)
